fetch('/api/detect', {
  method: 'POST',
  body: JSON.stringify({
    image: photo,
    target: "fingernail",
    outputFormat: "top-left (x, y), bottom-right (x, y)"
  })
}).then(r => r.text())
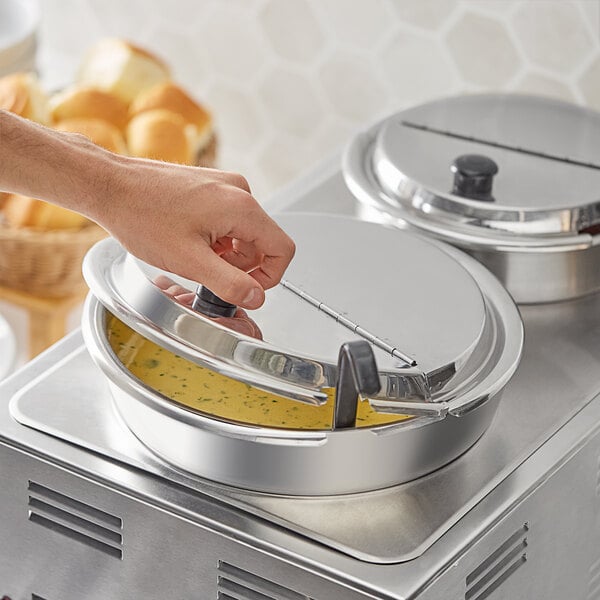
top-left (242, 287), bottom-right (262, 309)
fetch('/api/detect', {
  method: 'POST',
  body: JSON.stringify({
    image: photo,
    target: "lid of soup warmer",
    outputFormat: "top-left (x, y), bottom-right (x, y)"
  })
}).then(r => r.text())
top-left (83, 214), bottom-right (522, 422)
top-left (343, 94), bottom-right (600, 243)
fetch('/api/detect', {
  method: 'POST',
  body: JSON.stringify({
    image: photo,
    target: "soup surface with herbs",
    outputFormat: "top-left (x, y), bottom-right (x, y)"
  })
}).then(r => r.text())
top-left (107, 315), bottom-right (412, 430)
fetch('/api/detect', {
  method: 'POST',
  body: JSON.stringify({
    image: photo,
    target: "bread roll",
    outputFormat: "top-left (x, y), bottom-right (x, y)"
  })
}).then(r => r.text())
top-left (78, 39), bottom-right (170, 104)
top-left (56, 117), bottom-right (128, 154)
top-left (3, 193), bottom-right (88, 230)
top-left (0, 72), bottom-right (50, 124)
top-left (127, 109), bottom-right (195, 164)
top-left (50, 85), bottom-right (129, 131)
top-left (129, 82), bottom-right (213, 152)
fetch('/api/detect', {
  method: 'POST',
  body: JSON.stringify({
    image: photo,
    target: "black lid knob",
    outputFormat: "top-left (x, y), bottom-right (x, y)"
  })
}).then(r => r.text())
top-left (192, 286), bottom-right (237, 318)
top-left (451, 154), bottom-right (498, 202)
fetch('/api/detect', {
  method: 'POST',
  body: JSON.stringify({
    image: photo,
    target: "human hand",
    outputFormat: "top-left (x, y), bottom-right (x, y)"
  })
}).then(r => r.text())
top-left (89, 157), bottom-right (295, 311)
top-left (0, 112), bottom-right (294, 309)
top-left (154, 275), bottom-right (263, 340)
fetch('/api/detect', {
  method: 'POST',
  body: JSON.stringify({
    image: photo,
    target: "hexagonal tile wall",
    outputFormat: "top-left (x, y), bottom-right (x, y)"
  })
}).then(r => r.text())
top-left (197, 5), bottom-right (269, 86)
top-left (511, 71), bottom-right (576, 103)
top-left (255, 133), bottom-right (317, 193)
top-left (314, 0), bottom-right (395, 48)
top-left (391, 0), bottom-right (457, 30)
top-left (319, 50), bottom-right (389, 122)
top-left (202, 82), bottom-right (267, 156)
top-left (461, 0), bottom-right (520, 15)
top-left (35, 0), bottom-right (600, 199)
top-left (445, 11), bottom-right (521, 88)
top-left (380, 28), bottom-right (460, 107)
top-left (309, 117), bottom-right (359, 160)
top-left (259, 0), bottom-right (326, 63)
top-left (258, 66), bottom-right (325, 137)
top-left (511, 1), bottom-right (595, 75)
top-left (148, 26), bottom-right (210, 86)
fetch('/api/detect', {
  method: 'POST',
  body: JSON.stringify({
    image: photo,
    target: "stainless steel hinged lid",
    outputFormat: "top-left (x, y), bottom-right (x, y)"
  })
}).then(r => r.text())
top-left (344, 94), bottom-right (600, 248)
top-left (83, 214), bottom-right (522, 419)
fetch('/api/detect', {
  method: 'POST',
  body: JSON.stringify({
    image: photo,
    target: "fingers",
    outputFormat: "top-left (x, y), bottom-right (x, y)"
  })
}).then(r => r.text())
top-left (206, 192), bottom-right (295, 292)
top-left (154, 275), bottom-right (196, 307)
top-left (154, 242), bottom-right (266, 310)
top-left (194, 245), bottom-right (266, 309)
top-left (249, 230), bottom-right (296, 290)
top-left (209, 169), bottom-right (252, 194)
top-left (154, 275), bottom-right (178, 291)
top-left (173, 292), bottom-right (196, 306)
top-left (213, 311), bottom-right (263, 339)
top-left (217, 238), bottom-right (263, 273)
top-left (155, 275), bottom-right (262, 338)
top-left (225, 203), bottom-right (296, 290)
top-left (129, 169), bottom-right (294, 312)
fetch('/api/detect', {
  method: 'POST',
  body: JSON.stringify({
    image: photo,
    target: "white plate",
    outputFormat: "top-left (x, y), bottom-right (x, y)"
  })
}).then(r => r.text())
top-left (0, 312), bottom-right (16, 380)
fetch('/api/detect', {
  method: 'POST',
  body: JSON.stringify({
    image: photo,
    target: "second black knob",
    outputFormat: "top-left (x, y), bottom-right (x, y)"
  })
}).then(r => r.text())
top-left (451, 154), bottom-right (498, 202)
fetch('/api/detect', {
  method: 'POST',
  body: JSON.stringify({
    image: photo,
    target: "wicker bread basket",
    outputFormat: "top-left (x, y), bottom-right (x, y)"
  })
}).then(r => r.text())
top-left (0, 221), bottom-right (108, 298)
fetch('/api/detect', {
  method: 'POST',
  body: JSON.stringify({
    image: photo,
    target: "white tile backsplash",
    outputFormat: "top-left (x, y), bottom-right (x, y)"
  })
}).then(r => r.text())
top-left (511, 1), bottom-right (596, 75)
top-left (29, 0), bottom-right (600, 199)
top-left (319, 50), bottom-right (389, 121)
top-left (258, 65), bottom-right (325, 136)
top-left (460, 0), bottom-right (519, 15)
top-left (260, 0), bottom-right (326, 63)
top-left (203, 81), bottom-right (266, 153)
top-left (392, 0), bottom-right (458, 30)
top-left (381, 29), bottom-right (461, 105)
top-left (446, 11), bottom-right (521, 87)
top-left (511, 70), bottom-right (577, 102)
top-left (316, 0), bottom-right (395, 48)
top-left (197, 5), bottom-right (269, 85)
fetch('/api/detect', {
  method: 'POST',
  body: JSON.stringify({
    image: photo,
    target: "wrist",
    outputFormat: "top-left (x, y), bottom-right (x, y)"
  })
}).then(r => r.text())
top-left (0, 110), bottom-right (128, 221)
top-left (77, 148), bottom-right (133, 227)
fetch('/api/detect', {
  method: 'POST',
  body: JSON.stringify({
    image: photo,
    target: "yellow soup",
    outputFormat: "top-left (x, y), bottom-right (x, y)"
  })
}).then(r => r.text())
top-left (107, 316), bottom-right (411, 430)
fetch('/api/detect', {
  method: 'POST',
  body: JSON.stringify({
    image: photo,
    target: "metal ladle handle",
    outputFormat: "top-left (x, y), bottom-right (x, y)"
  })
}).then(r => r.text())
top-left (333, 340), bottom-right (381, 430)
top-left (191, 285), bottom-right (237, 318)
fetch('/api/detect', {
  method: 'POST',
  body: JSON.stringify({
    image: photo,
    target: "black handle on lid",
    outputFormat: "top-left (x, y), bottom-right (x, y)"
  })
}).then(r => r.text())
top-left (192, 285), bottom-right (237, 318)
top-left (451, 154), bottom-right (498, 202)
top-left (333, 341), bottom-right (381, 430)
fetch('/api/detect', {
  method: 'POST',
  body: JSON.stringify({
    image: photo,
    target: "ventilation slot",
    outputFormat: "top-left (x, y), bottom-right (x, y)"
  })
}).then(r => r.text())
top-left (27, 481), bottom-right (123, 560)
top-left (32, 595), bottom-right (49, 600)
top-left (217, 561), bottom-right (312, 599)
top-left (596, 454), bottom-right (600, 497)
top-left (465, 523), bottom-right (528, 600)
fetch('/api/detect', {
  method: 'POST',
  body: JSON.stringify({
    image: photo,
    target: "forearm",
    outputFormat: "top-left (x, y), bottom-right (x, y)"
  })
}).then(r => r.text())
top-left (0, 109), bottom-right (123, 220)
top-left (0, 109), bottom-right (295, 308)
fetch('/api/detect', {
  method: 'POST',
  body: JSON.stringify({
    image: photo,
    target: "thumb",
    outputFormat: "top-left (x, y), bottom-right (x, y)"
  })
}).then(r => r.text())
top-left (193, 249), bottom-right (265, 310)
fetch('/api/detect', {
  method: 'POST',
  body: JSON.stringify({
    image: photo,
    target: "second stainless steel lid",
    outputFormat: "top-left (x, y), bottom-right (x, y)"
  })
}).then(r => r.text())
top-left (344, 94), bottom-right (600, 240)
top-left (83, 214), bottom-right (522, 418)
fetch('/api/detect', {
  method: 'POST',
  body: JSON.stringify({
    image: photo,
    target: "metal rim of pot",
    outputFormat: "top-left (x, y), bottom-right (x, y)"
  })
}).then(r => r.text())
top-left (81, 293), bottom-right (515, 494)
top-left (81, 214), bottom-right (523, 494)
top-left (342, 94), bottom-right (600, 304)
